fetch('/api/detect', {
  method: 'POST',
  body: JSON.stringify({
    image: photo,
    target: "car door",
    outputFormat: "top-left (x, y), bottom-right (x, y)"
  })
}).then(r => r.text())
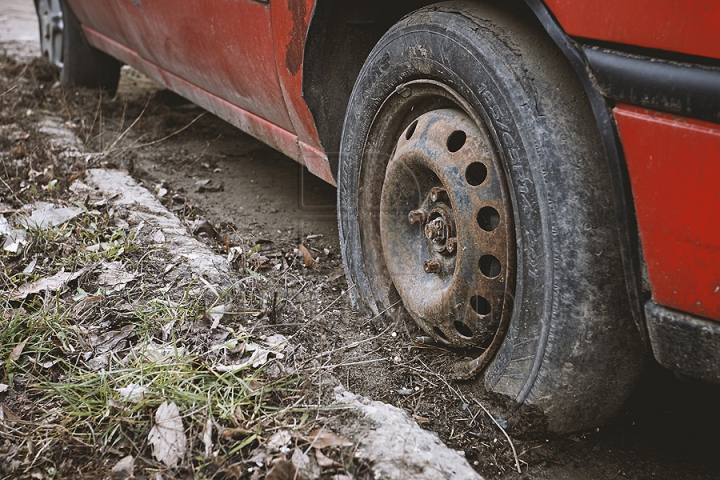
top-left (68, 0), bottom-right (295, 133)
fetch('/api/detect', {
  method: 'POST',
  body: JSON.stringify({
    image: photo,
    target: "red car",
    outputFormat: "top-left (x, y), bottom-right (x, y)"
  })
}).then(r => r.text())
top-left (36, 0), bottom-right (720, 433)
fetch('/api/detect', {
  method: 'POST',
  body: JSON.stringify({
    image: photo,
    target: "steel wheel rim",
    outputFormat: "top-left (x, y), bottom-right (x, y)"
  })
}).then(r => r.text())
top-left (38, 0), bottom-right (64, 68)
top-left (379, 107), bottom-right (515, 349)
top-left (355, 79), bottom-right (517, 373)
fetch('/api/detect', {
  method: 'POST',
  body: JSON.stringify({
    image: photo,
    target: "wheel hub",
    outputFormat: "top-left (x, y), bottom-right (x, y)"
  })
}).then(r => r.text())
top-left (379, 108), bottom-right (515, 350)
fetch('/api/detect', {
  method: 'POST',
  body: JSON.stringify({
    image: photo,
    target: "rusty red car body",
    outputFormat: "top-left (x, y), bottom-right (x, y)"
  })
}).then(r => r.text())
top-left (62, 0), bottom-right (720, 383)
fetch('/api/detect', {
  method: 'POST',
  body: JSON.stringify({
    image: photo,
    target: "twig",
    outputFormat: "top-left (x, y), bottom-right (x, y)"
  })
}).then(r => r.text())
top-left (112, 112), bottom-right (206, 153)
top-left (0, 84), bottom-right (17, 98)
top-left (104, 97), bottom-right (149, 153)
top-left (473, 398), bottom-right (521, 474)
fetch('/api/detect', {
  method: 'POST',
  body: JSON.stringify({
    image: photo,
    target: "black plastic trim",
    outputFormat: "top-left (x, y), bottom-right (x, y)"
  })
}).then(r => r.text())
top-left (584, 46), bottom-right (720, 124)
top-left (646, 301), bottom-right (720, 384)
top-left (522, 0), bottom-right (647, 346)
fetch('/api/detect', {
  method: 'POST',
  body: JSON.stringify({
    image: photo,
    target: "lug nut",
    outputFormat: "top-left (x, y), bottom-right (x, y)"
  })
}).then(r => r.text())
top-left (445, 237), bottom-right (457, 253)
top-left (430, 187), bottom-right (448, 203)
top-left (423, 259), bottom-right (442, 274)
top-left (408, 209), bottom-right (427, 225)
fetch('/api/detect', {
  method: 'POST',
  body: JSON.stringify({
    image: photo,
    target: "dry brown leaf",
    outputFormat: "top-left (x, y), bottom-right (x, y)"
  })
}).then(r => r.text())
top-left (309, 428), bottom-right (352, 449)
top-left (97, 261), bottom-right (136, 291)
top-left (298, 244), bottom-right (314, 267)
top-left (0, 403), bottom-right (21, 424)
top-left (221, 427), bottom-right (254, 439)
top-left (110, 455), bottom-right (135, 479)
top-left (292, 447), bottom-right (322, 478)
top-left (315, 448), bottom-right (341, 467)
top-left (148, 401), bottom-right (187, 467)
top-left (266, 459), bottom-right (296, 480)
top-left (202, 416), bottom-right (213, 459)
top-left (8, 338), bottom-right (28, 362)
top-left (20, 202), bottom-right (83, 229)
top-left (267, 430), bottom-right (292, 451)
top-left (412, 415), bottom-right (431, 424)
top-left (11, 263), bottom-right (96, 299)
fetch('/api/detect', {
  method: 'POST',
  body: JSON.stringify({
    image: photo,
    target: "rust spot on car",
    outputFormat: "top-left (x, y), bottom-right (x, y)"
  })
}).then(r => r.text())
top-left (285, 0), bottom-right (306, 76)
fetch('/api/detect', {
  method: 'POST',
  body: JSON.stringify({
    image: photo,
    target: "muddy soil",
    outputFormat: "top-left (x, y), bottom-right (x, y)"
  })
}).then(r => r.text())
top-left (3, 4), bottom-right (720, 479)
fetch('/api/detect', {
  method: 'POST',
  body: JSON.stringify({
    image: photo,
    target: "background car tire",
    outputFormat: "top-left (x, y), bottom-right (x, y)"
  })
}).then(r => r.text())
top-left (337, 1), bottom-right (645, 434)
top-left (36, 0), bottom-right (122, 93)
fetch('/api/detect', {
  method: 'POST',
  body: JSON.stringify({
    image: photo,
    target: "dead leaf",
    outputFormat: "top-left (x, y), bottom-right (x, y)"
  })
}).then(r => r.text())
top-left (293, 448), bottom-right (322, 479)
top-left (115, 383), bottom-right (149, 403)
top-left (203, 416), bottom-right (213, 459)
top-left (98, 262), bottom-right (136, 291)
top-left (266, 460), bottom-right (296, 480)
top-left (267, 430), bottom-right (292, 452)
top-left (332, 475), bottom-right (353, 480)
top-left (0, 215), bottom-right (11, 236)
top-left (0, 403), bottom-right (21, 424)
top-left (22, 257), bottom-right (37, 275)
top-left (221, 427), bottom-right (254, 440)
top-left (138, 342), bottom-right (186, 364)
top-left (309, 429), bottom-right (352, 449)
top-left (3, 228), bottom-right (27, 253)
top-left (19, 202), bottom-right (83, 230)
top-left (110, 455), bottom-right (135, 479)
top-left (8, 338), bottom-right (28, 362)
top-left (248, 252), bottom-right (269, 269)
top-left (298, 244), bottom-right (314, 267)
top-left (0, 384), bottom-right (8, 393)
top-left (11, 263), bottom-right (96, 299)
top-left (89, 325), bottom-right (135, 353)
top-left (315, 449), bottom-right (341, 468)
top-left (208, 304), bottom-right (226, 329)
top-left (247, 379), bottom-right (263, 391)
top-left (148, 401), bottom-right (187, 467)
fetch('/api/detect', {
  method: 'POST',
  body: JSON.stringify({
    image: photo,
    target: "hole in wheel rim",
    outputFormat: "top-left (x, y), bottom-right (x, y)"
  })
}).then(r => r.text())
top-left (405, 120), bottom-right (418, 140)
top-left (447, 130), bottom-right (466, 152)
top-left (454, 321), bottom-right (473, 338)
top-left (465, 162), bottom-right (488, 186)
top-left (477, 207), bottom-right (500, 231)
top-left (479, 255), bottom-right (502, 278)
top-left (433, 327), bottom-right (450, 342)
top-left (470, 295), bottom-right (491, 315)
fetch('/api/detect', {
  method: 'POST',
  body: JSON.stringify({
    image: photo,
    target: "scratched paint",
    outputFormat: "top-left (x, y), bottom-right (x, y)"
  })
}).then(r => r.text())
top-left (285, 0), bottom-right (307, 76)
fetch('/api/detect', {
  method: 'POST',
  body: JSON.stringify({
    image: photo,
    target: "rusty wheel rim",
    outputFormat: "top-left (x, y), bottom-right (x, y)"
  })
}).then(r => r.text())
top-left (379, 108), bottom-right (516, 353)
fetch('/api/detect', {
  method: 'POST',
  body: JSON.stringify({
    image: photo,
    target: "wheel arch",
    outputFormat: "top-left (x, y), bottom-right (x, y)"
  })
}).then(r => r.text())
top-left (302, 0), bottom-right (647, 344)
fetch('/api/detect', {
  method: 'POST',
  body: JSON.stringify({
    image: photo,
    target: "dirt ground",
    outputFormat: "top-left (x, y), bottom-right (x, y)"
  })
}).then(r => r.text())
top-left (3, 3), bottom-right (720, 480)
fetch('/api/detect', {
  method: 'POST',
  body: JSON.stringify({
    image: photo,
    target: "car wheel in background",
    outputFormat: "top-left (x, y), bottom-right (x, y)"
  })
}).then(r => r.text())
top-left (35, 0), bottom-right (121, 93)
